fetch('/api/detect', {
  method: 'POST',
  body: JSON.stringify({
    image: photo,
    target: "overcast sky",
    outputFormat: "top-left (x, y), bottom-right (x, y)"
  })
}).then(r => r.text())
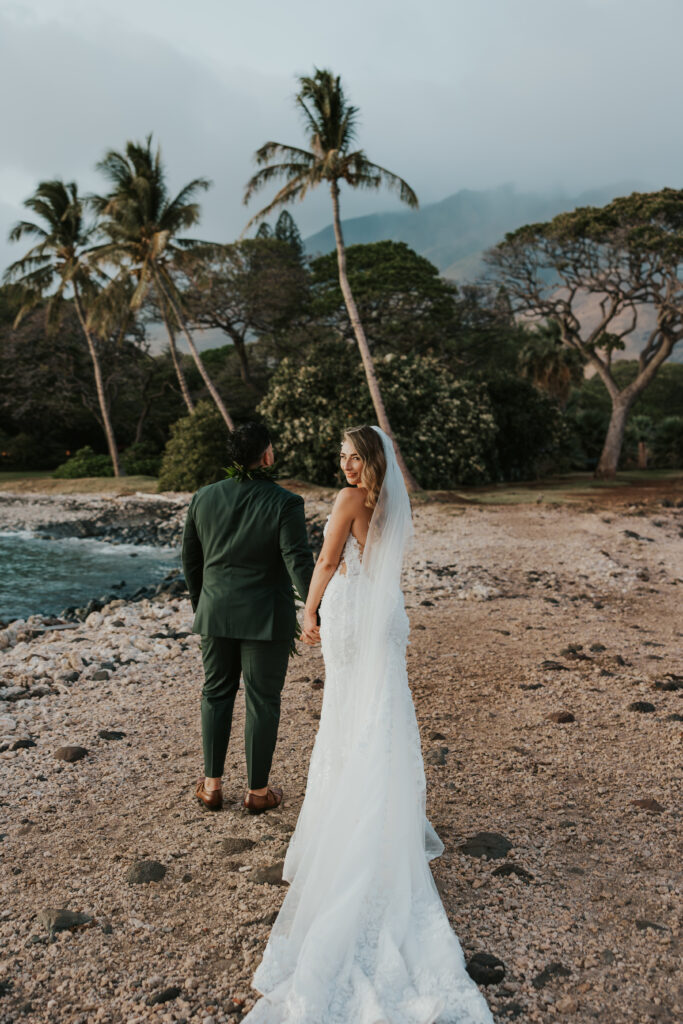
top-left (1, 0), bottom-right (682, 276)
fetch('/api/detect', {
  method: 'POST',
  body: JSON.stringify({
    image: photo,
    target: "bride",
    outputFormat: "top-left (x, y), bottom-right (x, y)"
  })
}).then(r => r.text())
top-left (243, 425), bottom-right (495, 1024)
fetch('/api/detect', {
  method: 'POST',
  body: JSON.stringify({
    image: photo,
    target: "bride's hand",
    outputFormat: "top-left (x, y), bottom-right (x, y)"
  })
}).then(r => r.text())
top-left (302, 609), bottom-right (320, 645)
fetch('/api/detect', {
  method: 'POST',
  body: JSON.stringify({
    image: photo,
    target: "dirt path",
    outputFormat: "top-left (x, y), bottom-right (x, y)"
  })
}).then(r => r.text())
top-left (0, 496), bottom-right (681, 1023)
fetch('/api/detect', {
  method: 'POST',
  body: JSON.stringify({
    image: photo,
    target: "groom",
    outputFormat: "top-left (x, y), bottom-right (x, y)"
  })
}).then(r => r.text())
top-left (181, 422), bottom-right (314, 813)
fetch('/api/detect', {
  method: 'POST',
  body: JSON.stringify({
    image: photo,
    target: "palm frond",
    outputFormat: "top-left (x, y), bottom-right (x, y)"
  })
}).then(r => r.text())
top-left (242, 176), bottom-right (311, 232)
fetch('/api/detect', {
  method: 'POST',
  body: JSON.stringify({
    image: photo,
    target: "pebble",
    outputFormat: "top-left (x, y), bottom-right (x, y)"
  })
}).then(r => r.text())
top-left (54, 745), bottom-right (88, 762)
top-left (126, 860), bottom-right (167, 884)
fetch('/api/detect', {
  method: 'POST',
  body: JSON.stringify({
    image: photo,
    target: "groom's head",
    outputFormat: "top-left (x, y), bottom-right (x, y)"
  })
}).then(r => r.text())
top-left (226, 422), bottom-right (274, 469)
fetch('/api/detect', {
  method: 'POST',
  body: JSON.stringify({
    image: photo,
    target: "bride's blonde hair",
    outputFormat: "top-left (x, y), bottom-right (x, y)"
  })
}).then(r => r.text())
top-left (342, 425), bottom-right (387, 509)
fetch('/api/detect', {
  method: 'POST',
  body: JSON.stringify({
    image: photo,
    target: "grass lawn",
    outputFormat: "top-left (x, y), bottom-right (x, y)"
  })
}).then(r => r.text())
top-left (0, 473), bottom-right (159, 494)
top-left (440, 469), bottom-right (683, 505)
top-left (0, 469), bottom-right (681, 505)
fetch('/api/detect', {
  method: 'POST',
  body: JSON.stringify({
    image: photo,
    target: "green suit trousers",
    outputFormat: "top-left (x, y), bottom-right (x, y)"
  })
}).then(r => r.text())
top-left (200, 634), bottom-right (291, 789)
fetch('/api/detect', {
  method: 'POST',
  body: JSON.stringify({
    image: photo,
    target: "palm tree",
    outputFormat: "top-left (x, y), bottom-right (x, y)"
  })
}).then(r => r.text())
top-left (244, 68), bottom-right (420, 490)
top-left (91, 136), bottom-right (234, 429)
top-left (517, 320), bottom-right (584, 409)
top-left (4, 180), bottom-right (122, 475)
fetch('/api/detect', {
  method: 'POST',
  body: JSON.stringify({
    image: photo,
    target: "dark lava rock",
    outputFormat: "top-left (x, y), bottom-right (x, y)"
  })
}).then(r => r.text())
top-left (458, 831), bottom-right (513, 859)
top-left (635, 918), bottom-right (669, 932)
top-left (60, 671), bottom-right (80, 683)
top-left (666, 712), bottom-right (683, 722)
top-left (222, 837), bottom-right (256, 855)
top-left (146, 986), bottom-right (182, 1006)
top-left (628, 701), bottom-right (656, 713)
top-left (547, 711), bottom-right (575, 724)
top-left (92, 670), bottom-right (110, 681)
top-left (126, 860), bottom-right (167, 884)
top-left (311, 678), bottom-right (324, 690)
top-left (425, 746), bottom-right (448, 766)
top-left (491, 863), bottom-right (534, 882)
top-left (589, 643), bottom-right (607, 652)
top-left (420, 600), bottom-right (434, 607)
top-left (181, 873), bottom-right (192, 883)
top-left (249, 862), bottom-right (285, 885)
top-left (630, 798), bottom-right (664, 812)
top-left (429, 730), bottom-right (447, 740)
top-left (519, 682), bottom-right (543, 690)
top-left (54, 745), bottom-right (88, 763)
top-left (540, 660), bottom-right (570, 671)
top-left (0, 980), bottom-right (12, 996)
top-left (653, 676), bottom-right (683, 692)
top-left (11, 738), bottom-right (36, 750)
top-left (98, 729), bottom-right (126, 741)
top-left (101, 923), bottom-right (113, 934)
top-left (532, 961), bottom-right (571, 989)
top-left (37, 908), bottom-right (93, 936)
top-left (466, 952), bottom-right (506, 985)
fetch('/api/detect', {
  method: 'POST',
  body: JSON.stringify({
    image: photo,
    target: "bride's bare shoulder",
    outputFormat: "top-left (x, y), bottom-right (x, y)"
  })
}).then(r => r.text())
top-left (332, 487), bottom-right (367, 512)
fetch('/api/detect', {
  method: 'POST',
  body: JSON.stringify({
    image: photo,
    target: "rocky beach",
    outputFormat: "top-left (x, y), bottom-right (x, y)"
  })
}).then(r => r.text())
top-left (0, 484), bottom-right (681, 1023)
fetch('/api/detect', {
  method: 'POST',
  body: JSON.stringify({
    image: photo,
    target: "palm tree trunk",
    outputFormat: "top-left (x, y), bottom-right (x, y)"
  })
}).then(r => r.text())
top-left (72, 286), bottom-right (122, 477)
top-left (329, 182), bottom-right (420, 492)
top-left (157, 292), bottom-right (195, 414)
top-left (153, 266), bottom-right (235, 431)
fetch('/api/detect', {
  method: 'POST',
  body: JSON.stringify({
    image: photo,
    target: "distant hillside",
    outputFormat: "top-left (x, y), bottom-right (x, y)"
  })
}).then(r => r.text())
top-left (304, 182), bottom-right (645, 281)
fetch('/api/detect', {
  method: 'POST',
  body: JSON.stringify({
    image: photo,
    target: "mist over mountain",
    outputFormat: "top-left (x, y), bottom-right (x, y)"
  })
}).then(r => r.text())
top-left (304, 182), bottom-right (647, 281)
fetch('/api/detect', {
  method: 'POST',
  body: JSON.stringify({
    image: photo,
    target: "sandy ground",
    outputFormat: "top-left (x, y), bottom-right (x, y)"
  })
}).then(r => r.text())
top-left (0, 489), bottom-right (681, 1024)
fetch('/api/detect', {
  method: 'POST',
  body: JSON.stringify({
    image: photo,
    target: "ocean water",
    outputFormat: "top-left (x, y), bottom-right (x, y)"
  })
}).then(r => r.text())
top-left (0, 531), bottom-right (180, 623)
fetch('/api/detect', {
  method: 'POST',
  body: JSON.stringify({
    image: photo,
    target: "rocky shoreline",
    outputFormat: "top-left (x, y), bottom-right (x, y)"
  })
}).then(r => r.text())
top-left (0, 491), bottom-right (681, 1022)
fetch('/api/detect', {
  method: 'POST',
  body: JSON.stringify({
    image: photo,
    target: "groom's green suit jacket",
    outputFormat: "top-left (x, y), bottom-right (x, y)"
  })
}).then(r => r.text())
top-left (181, 477), bottom-right (314, 641)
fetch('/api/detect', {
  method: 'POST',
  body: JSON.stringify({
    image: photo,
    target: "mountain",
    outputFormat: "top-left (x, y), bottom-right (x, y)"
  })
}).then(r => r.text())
top-left (304, 182), bottom-right (646, 281)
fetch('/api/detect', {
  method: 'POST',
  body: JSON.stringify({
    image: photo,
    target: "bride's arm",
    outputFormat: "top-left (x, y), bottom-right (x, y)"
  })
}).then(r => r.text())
top-left (302, 489), bottom-right (360, 644)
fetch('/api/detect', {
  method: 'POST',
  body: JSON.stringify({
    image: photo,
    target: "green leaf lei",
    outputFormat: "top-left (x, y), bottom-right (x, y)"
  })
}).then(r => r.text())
top-left (224, 462), bottom-right (277, 482)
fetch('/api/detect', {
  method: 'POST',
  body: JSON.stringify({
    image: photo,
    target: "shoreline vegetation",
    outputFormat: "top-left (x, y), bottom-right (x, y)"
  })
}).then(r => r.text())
top-left (0, 482), bottom-right (680, 1022)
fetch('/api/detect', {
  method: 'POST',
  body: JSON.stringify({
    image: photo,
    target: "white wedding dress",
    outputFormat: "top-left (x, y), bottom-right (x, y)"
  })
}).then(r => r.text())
top-left (244, 429), bottom-right (495, 1024)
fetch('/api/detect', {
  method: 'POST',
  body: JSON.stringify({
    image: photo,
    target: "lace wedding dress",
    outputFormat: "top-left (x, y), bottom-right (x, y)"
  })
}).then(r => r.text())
top-left (244, 429), bottom-right (495, 1024)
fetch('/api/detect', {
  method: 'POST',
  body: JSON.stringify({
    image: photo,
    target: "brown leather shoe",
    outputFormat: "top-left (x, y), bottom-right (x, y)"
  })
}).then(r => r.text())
top-left (196, 777), bottom-right (223, 811)
top-left (243, 786), bottom-right (283, 815)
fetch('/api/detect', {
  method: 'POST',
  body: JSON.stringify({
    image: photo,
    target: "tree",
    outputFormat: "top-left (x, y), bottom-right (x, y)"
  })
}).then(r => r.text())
top-left (177, 237), bottom-right (309, 392)
top-left (244, 68), bottom-right (421, 490)
top-left (517, 319), bottom-right (584, 409)
top-left (310, 240), bottom-right (458, 357)
top-left (487, 190), bottom-right (683, 477)
top-left (92, 135), bottom-right (234, 429)
top-left (3, 180), bottom-right (122, 474)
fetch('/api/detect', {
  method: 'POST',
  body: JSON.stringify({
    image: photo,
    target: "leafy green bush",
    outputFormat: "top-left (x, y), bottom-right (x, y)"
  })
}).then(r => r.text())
top-left (482, 373), bottom-right (569, 480)
top-left (121, 442), bottom-right (162, 477)
top-left (53, 446), bottom-right (114, 478)
top-left (258, 342), bottom-right (497, 488)
top-left (651, 416), bottom-right (683, 468)
top-left (157, 401), bottom-right (230, 492)
top-left (0, 432), bottom-right (64, 469)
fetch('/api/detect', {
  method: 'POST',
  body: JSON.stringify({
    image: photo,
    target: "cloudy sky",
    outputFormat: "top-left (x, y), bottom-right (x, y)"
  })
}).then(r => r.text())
top-left (1, 0), bottom-right (682, 275)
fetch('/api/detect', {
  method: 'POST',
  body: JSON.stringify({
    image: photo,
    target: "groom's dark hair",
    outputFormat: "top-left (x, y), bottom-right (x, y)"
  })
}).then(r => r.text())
top-left (226, 422), bottom-right (272, 468)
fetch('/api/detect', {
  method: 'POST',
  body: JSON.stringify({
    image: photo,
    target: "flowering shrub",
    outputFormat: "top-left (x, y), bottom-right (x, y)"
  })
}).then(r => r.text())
top-left (258, 343), bottom-right (497, 488)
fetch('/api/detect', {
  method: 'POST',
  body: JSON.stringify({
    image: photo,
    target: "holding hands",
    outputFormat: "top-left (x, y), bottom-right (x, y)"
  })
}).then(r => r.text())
top-left (302, 609), bottom-right (321, 646)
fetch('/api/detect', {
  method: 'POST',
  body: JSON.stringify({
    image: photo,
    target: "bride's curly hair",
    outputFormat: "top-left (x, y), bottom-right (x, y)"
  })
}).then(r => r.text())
top-left (342, 425), bottom-right (387, 509)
